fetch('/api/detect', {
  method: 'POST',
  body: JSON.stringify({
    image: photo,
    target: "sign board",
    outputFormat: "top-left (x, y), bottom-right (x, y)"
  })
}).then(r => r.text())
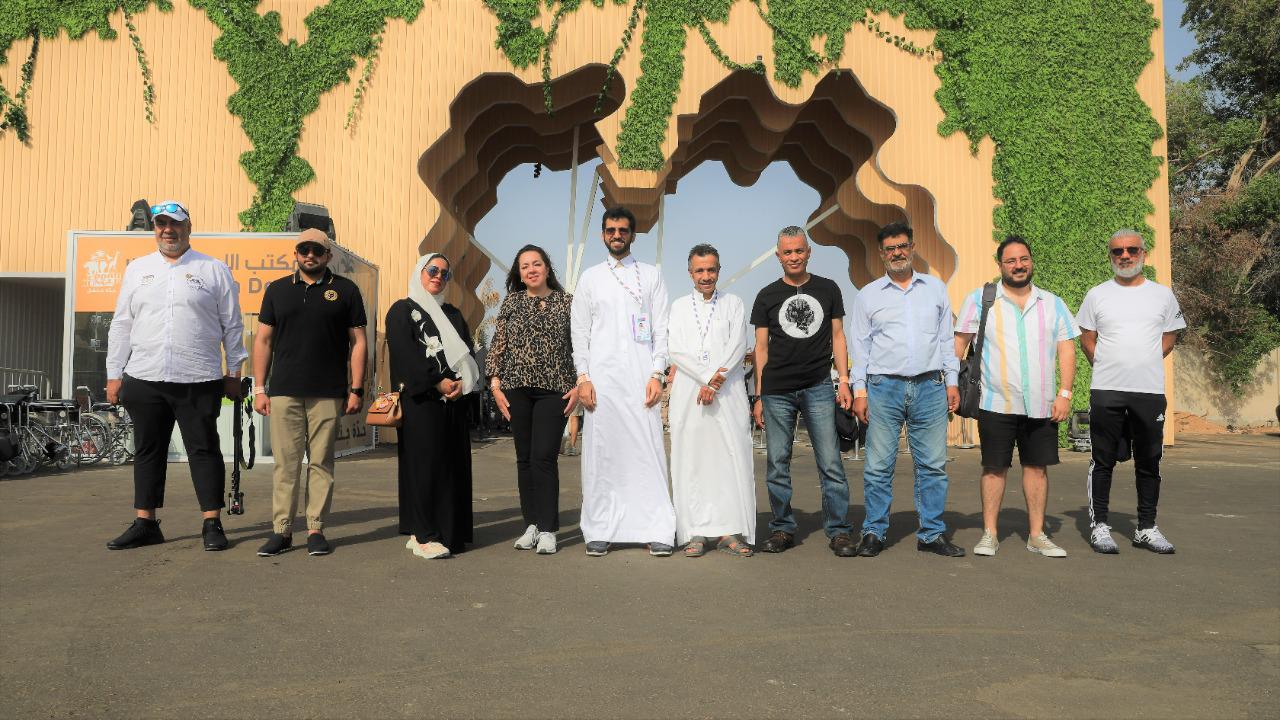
top-left (64, 231), bottom-right (378, 460)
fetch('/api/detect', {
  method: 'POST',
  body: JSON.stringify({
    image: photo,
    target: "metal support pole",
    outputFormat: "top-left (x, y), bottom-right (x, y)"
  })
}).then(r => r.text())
top-left (654, 195), bottom-right (666, 270)
top-left (720, 204), bottom-right (843, 291)
top-left (569, 167), bottom-right (600, 292)
top-left (468, 232), bottom-right (510, 275)
top-left (566, 125), bottom-right (580, 274)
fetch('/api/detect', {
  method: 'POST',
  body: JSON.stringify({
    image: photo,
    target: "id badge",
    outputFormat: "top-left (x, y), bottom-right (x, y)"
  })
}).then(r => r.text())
top-left (631, 312), bottom-right (652, 343)
top-left (698, 351), bottom-right (710, 367)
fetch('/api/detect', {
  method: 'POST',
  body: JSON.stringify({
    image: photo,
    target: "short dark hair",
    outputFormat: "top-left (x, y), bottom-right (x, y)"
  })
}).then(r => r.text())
top-left (996, 235), bottom-right (1032, 262)
top-left (687, 243), bottom-right (720, 265)
top-left (601, 206), bottom-right (636, 233)
top-left (876, 222), bottom-right (913, 245)
top-left (504, 244), bottom-right (564, 293)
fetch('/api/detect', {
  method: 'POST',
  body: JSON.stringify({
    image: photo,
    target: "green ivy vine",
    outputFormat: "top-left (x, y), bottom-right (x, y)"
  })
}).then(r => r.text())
top-left (1, 0), bottom-right (171, 143)
top-left (188, 0), bottom-right (423, 230)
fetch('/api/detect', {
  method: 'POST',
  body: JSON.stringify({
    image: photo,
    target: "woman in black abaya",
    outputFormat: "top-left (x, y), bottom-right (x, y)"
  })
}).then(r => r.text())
top-left (386, 253), bottom-right (479, 559)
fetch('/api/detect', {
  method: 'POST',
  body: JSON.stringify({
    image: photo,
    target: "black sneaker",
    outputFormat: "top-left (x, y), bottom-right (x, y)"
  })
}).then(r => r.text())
top-left (307, 533), bottom-right (332, 556)
top-left (257, 533), bottom-right (293, 557)
top-left (106, 518), bottom-right (164, 550)
top-left (202, 518), bottom-right (228, 551)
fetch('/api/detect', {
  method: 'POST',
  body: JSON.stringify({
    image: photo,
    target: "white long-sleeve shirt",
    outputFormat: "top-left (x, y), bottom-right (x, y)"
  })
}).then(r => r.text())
top-left (106, 249), bottom-right (248, 383)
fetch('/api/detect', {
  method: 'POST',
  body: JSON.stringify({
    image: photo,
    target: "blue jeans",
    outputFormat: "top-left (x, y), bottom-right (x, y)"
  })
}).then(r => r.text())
top-left (762, 381), bottom-right (852, 538)
top-left (861, 373), bottom-right (950, 542)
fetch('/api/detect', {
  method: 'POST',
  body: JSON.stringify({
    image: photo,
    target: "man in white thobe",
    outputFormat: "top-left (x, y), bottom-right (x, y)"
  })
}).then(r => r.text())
top-left (668, 244), bottom-right (755, 557)
top-left (572, 207), bottom-right (677, 557)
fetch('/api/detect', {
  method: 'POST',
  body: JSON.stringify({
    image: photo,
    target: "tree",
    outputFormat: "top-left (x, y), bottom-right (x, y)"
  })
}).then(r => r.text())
top-left (1167, 1), bottom-right (1279, 394)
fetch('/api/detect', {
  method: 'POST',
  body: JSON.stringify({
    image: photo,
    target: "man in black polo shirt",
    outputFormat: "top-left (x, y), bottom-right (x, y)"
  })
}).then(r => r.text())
top-left (252, 229), bottom-right (368, 556)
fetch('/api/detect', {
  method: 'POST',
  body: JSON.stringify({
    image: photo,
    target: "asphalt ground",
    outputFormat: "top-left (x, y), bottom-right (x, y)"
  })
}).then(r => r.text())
top-left (1, 432), bottom-right (1277, 719)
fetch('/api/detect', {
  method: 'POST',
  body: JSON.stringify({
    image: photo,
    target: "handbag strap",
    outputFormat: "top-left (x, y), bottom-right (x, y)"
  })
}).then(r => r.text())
top-left (970, 283), bottom-right (998, 380)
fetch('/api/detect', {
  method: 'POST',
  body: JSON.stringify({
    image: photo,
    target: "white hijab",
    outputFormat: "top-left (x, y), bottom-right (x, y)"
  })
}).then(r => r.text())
top-left (408, 253), bottom-right (479, 394)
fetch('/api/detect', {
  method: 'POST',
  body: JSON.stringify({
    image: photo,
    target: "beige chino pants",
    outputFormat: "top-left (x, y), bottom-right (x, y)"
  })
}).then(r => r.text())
top-left (269, 396), bottom-right (342, 535)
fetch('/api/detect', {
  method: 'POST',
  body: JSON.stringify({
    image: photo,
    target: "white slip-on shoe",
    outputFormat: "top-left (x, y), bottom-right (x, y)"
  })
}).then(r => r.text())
top-left (413, 541), bottom-right (451, 559)
top-left (973, 532), bottom-right (999, 556)
top-left (514, 524), bottom-right (538, 550)
top-left (535, 531), bottom-right (557, 555)
top-left (1026, 533), bottom-right (1068, 558)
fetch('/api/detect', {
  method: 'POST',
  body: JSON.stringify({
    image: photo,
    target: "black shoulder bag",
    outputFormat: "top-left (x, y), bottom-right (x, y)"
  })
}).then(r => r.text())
top-left (956, 283), bottom-right (996, 419)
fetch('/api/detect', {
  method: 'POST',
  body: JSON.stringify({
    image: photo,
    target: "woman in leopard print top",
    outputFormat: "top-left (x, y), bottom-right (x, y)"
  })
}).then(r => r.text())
top-left (484, 244), bottom-right (578, 554)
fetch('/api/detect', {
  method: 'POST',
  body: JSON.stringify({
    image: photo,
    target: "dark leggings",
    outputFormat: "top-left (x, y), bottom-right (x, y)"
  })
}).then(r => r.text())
top-left (1087, 389), bottom-right (1167, 530)
top-left (121, 375), bottom-right (225, 512)
top-left (505, 386), bottom-right (568, 532)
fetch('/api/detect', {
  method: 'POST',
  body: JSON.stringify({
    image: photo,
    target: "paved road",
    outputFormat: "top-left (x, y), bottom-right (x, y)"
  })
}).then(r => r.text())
top-left (2, 433), bottom-right (1277, 718)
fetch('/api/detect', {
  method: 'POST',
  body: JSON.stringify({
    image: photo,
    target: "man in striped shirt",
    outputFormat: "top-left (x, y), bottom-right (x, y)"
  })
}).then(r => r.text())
top-left (954, 236), bottom-right (1078, 558)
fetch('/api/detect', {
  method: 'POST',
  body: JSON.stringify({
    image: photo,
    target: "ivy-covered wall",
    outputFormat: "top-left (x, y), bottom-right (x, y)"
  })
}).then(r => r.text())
top-left (3, 0), bottom-right (1167, 411)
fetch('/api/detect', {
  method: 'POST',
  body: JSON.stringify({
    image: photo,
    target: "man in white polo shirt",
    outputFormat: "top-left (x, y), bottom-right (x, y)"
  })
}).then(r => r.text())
top-left (955, 236), bottom-right (1078, 558)
top-left (1076, 229), bottom-right (1185, 555)
top-left (105, 201), bottom-right (247, 552)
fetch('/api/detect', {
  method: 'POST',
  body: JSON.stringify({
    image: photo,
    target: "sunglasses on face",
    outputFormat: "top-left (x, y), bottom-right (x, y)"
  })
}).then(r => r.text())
top-left (604, 227), bottom-right (632, 236)
top-left (150, 203), bottom-right (187, 216)
top-left (882, 241), bottom-right (913, 254)
top-left (1110, 246), bottom-right (1144, 257)
top-left (425, 266), bottom-right (452, 281)
top-left (296, 243), bottom-right (328, 257)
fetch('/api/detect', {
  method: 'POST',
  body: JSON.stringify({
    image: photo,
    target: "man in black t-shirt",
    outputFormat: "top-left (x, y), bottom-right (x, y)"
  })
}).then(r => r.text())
top-left (750, 226), bottom-right (856, 557)
top-left (251, 229), bottom-right (368, 557)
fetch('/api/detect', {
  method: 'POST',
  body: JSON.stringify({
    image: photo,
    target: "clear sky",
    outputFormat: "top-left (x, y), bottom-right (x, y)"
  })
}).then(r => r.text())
top-left (470, 1), bottom-right (1198, 339)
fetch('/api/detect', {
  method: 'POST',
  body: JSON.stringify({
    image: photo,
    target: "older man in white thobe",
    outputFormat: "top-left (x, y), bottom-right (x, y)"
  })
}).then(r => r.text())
top-left (571, 207), bottom-right (677, 557)
top-left (668, 244), bottom-right (755, 558)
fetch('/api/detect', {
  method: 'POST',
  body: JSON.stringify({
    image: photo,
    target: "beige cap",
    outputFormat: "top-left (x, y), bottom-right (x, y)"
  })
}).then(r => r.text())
top-left (296, 228), bottom-right (331, 251)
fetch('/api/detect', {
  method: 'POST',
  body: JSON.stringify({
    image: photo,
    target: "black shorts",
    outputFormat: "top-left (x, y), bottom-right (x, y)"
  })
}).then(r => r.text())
top-left (977, 410), bottom-right (1059, 469)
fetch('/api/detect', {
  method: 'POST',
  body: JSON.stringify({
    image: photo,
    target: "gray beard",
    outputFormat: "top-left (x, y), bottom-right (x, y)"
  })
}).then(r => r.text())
top-left (1113, 260), bottom-right (1144, 279)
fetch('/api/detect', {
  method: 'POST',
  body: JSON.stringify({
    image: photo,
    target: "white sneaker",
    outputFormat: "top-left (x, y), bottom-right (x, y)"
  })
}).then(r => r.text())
top-left (535, 531), bottom-right (557, 554)
top-left (1026, 533), bottom-right (1068, 558)
top-left (514, 524), bottom-right (538, 550)
top-left (1133, 525), bottom-right (1175, 554)
top-left (413, 541), bottom-right (451, 559)
top-left (1089, 523), bottom-right (1119, 554)
top-left (973, 532), bottom-right (999, 556)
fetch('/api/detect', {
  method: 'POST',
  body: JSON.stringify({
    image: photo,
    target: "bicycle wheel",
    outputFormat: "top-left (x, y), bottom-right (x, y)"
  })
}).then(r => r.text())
top-left (74, 414), bottom-right (111, 466)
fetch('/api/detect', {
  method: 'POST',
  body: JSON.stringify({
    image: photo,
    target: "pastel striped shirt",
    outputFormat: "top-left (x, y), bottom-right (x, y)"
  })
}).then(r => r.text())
top-left (955, 284), bottom-right (1079, 418)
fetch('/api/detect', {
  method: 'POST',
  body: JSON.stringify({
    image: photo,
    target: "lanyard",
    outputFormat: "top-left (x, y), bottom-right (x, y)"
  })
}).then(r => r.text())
top-left (690, 291), bottom-right (717, 350)
top-left (608, 259), bottom-right (645, 308)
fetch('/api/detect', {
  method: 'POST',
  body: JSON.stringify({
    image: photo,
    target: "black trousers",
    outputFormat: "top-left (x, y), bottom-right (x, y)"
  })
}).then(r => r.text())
top-left (506, 386), bottom-right (568, 532)
top-left (1088, 389), bottom-right (1166, 530)
top-left (121, 375), bottom-right (225, 512)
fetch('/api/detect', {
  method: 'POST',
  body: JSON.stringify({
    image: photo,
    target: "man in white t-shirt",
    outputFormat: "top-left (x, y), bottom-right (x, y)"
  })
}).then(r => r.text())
top-left (1076, 229), bottom-right (1185, 555)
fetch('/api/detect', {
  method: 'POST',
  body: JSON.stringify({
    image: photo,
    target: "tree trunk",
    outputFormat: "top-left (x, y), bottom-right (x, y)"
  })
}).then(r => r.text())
top-left (1226, 115), bottom-right (1270, 193)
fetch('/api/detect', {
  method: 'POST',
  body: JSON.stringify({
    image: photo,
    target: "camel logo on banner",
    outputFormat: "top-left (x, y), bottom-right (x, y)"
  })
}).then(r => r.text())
top-left (82, 250), bottom-right (122, 295)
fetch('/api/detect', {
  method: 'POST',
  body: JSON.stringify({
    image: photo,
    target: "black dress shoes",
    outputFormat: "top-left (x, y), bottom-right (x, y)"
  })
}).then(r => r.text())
top-left (106, 518), bottom-right (164, 550)
top-left (855, 533), bottom-right (884, 557)
top-left (202, 518), bottom-right (229, 551)
top-left (917, 535), bottom-right (965, 557)
top-left (761, 531), bottom-right (795, 553)
top-left (829, 533), bottom-right (857, 557)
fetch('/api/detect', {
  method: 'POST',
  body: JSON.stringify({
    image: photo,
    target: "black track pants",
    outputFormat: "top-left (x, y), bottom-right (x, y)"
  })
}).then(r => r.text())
top-left (1087, 389), bottom-right (1167, 530)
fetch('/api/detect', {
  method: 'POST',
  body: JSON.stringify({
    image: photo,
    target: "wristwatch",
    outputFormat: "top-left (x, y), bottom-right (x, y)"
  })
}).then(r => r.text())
top-left (1058, 388), bottom-right (1072, 399)
top-left (349, 387), bottom-right (365, 397)
top-left (650, 371), bottom-right (666, 387)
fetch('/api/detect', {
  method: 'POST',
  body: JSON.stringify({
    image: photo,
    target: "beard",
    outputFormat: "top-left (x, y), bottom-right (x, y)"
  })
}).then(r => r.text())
top-left (1003, 269), bottom-right (1032, 288)
top-left (1113, 259), bottom-right (1144, 279)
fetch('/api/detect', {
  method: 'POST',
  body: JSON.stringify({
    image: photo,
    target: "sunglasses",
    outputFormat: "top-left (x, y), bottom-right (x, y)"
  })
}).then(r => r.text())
top-left (150, 203), bottom-right (187, 216)
top-left (604, 227), bottom-right (632, 236)
top-left (1110, 245), bottom-right (1144, 257)
top-left (296, 243), bottom-right (328, 257)
top-left (425, 265), bottom-right (452, 281)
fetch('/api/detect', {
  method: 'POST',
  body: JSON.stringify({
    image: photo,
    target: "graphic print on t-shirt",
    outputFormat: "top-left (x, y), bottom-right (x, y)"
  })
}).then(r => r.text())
top-left (778, 294), bottom-right (825, 339)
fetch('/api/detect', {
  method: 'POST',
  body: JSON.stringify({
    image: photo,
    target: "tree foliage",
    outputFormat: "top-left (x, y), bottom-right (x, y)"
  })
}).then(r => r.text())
top-left (1169, 0), bottom-right (1280, 394)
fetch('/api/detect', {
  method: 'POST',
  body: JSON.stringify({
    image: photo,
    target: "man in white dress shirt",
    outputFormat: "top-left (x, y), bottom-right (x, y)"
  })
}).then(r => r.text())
top-left (571, 206), bottom-right (677, 557)
top-left (105, 201), bottom-right (248, 552)
top-left (667, 244), bottom-right (755, 557)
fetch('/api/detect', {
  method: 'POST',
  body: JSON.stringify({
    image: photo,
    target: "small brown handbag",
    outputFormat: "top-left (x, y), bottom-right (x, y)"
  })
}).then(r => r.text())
top-left (365, 387), bottom-right (402, 427)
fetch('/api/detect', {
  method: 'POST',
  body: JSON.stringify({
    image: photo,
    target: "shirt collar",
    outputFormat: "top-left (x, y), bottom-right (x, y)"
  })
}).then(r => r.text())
top-left (876, 271), bottom-right (925, 290)
top-left (995, 282), bottom-right (1046, 307)
top-left (606, 255), bottom-right (636, 270)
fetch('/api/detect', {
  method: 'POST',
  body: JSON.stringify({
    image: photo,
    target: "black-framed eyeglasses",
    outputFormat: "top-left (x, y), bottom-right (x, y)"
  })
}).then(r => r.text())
top-left (1110, 245), bottom-right (1143, 257)
top-left (150, 203), bottom-right (187, 216)
top-left (425, 265), bottom-right (452, 281)
top-left (296, 243), bottom-right (328, 257)
top-left (604, 227), bottom-right (632, 236)
top-left (882, 241), bottom-right (913, 254)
